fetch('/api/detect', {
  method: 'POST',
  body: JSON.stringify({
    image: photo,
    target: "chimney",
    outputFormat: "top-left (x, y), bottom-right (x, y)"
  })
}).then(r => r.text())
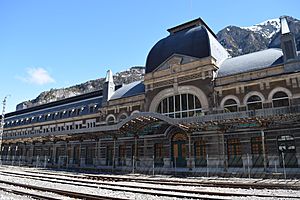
top-left (102, 70), bottom-right (115, 106)
top-left (280, 16), bottom-right (297, 62)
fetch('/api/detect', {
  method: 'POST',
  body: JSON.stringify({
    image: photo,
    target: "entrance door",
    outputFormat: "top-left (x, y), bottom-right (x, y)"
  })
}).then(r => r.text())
top-left (172, 133), bottom-right (187, 167)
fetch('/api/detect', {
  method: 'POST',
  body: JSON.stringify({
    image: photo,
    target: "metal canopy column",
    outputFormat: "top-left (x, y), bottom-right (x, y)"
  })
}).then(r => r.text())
top-left (261, 129), bottom-right (267, 171)
top-left (188, 133), bottom-right (192, 170)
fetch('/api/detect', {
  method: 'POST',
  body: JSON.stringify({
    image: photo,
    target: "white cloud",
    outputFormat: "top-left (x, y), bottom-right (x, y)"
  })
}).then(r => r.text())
top-left (18, 67), bottom-right (55, 85)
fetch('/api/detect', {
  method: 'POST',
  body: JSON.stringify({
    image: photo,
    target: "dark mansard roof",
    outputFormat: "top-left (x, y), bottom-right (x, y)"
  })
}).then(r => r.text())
top-left (4, 91), bottom-right (103, 128)
top-left (145, 18), bottom-right (229, 74)
top-left (4, 81), bottom-right (145, 127)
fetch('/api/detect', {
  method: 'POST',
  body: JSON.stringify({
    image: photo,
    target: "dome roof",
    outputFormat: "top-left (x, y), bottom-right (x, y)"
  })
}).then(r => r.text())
top-left (145, 25), bottom-right (211, 73)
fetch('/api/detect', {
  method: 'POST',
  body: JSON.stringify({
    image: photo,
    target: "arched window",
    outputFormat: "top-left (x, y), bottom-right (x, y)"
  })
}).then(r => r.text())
top-left (119, 114), bottom-right (127, 122)
top-left (156, 94), bottom-right (202, 118)
top-left (107, 116), bottom-right (115, 125)
top-left (247, 95), bottom-right (262, 110)
top-left (272, 91), bottom-right (289, 108)
top-left (224, 99), bottom-right (238, 112)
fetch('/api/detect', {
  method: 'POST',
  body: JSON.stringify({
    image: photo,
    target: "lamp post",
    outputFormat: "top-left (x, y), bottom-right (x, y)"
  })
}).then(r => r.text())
top-left (0, 96), bottom-right (9, 165)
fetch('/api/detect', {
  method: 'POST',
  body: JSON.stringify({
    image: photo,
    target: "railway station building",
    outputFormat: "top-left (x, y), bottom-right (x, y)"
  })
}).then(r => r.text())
top-left (1, 17), bottom-right (300, 176)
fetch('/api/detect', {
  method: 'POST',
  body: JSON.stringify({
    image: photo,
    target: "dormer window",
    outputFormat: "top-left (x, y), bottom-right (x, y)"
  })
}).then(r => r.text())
top-left (89, 106), bottom-right (95, 113)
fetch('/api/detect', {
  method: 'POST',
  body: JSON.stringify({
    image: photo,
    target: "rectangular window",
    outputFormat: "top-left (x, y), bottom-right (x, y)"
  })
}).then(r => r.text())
top-left (119, 145), bottom-right (126, 159)
top-left (251, 137), bottom-right (262, 154)
top-left (227, 138), bottom-right (242, 155)
top-left (195, 140), bottom-right (206, 159)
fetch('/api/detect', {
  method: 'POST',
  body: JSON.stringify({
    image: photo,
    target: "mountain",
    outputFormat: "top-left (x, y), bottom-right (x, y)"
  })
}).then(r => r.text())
top-left (217, 16), bottom-right (300, 57)
top-left (17, 16), bottom-right (300, 110)
top-left (16, 66), bottom-right (145, 110)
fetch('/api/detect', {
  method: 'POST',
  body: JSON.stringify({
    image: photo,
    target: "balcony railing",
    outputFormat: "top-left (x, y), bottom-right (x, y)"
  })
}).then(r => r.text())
top-left (4, 105), bottom-right (300, 141)
top-left (179, 105), bottom-right (300, 124)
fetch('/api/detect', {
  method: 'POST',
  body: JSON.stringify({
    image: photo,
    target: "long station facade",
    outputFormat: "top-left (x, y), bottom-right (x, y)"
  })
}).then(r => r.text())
top-left (1, 17), bottom-right (300, 176)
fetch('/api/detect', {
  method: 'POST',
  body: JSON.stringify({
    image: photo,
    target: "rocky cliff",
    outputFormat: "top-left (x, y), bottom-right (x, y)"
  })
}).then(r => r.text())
top-left (217, 16), bottom-right (300, 57)
top-left (16, 66), bottom-right (145, 110)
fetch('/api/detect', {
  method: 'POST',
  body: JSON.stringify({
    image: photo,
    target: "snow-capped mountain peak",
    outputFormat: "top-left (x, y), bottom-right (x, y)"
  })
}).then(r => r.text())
top-left (217, 15), bottom-right (300, 57)
top-left (241, 18), bottom-right (281, 38)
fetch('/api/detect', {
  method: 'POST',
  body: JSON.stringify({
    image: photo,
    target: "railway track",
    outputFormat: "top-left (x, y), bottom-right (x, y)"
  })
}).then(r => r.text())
top-left (23, 168), bottom-right (300, 190)
top-left (0, 169), bottom-right (299, 199)
top-left (0, 185), bottom-right (61, 200)
top-left (0, 174), bottom-right (129, 200)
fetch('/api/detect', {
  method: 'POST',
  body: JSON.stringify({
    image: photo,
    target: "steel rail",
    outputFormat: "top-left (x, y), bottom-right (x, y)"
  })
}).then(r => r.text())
top-left (0, 170), bottom-right (298, 199)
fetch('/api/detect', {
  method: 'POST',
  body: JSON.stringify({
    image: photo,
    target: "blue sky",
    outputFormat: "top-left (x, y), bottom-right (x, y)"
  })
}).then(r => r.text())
top-left (1, 0), bottom-right (299, 113)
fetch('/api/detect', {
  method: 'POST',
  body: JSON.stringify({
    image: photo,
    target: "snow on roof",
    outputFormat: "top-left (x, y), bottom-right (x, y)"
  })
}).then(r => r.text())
top-left (217, 48), bottom-right (283, 77)
top-left (110, 81), bottom-right (145, 100)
